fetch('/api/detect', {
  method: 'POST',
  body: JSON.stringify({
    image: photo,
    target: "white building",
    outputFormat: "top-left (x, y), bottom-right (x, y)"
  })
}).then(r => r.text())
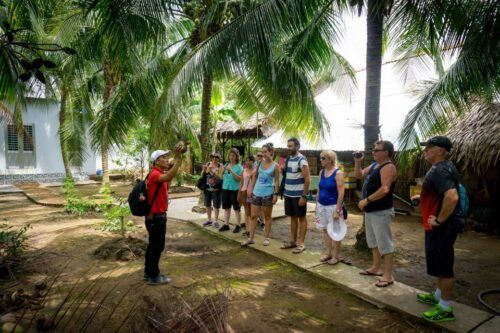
top-left (0, 95), bottom-right (96, 184)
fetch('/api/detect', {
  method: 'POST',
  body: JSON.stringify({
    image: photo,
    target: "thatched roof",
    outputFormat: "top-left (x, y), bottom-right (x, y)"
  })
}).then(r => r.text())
top-left (216, 114), bottom-right (274, 139)
top-left (446, 103), bottom-right (500, 174)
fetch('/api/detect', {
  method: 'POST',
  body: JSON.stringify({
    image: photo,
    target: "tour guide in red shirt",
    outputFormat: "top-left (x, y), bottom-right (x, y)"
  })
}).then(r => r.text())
top-left (412, 136), bottom-right (460, 323)
top-left (145, 144), bottom-right (185, 285)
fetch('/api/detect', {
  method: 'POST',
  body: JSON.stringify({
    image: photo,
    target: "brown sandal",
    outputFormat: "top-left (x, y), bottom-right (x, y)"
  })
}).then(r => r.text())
top-left (327, 258), bottom-right (340, 265)
top-left (280, 241), bottom-right (297, 249)
top-left (320, 254), bottom-right (332, 262)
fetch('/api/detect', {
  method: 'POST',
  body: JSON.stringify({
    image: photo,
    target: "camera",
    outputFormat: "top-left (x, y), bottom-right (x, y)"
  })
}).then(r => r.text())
top-left (353, 152), bottom-right (363, 159)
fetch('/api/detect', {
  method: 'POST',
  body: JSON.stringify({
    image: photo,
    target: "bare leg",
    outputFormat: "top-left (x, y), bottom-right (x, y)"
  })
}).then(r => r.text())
top-left (290, 216), bottom-right (298, 244)
top-left (235, 209), bottom-right (241, 226)
top-left (332, 241), bottom-right (341, 259)
top-left (224, 209), bottom-right (231, 226)
top-left (263, 205), bottom-right (273, 238)
top-left (249, 205), bottom-right (261, 241)
top-left (206, 206), bottom-right (212, 221)
top-left (322, 230), bottom-right (333, 256)
top-left (214, 208), bottom-right (220, 222)
top-left (439, 277), bottom-right (455, 301)
top-left (381, 253), bottom-right (394, 282)
top-left (298, 216), bottom-right (308, 246)
top-left (366, 248), bottom-right (383, 275)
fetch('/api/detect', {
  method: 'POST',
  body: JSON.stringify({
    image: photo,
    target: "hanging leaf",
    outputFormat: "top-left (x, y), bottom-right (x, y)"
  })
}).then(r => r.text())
top-left (62, 47), bottom-right (77, 55)
top-left (32, 58), bottom-right (44, 69)
top-left (34, 70), bottom-right (46, 84)
top-left (20, 59), bottom-right (32, 71)
top-left (43, 60), bottom-right (57, 68)
top-left (19, 72), bottom-right (32, 82)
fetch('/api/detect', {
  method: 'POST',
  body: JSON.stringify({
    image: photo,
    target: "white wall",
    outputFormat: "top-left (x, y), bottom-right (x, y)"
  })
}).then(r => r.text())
top-left (0, 99), bottom-right (96, 177)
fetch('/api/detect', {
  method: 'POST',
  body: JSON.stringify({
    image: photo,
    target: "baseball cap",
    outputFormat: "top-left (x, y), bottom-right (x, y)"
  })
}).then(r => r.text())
top-left (420, 136), bottom-right (452, 152)
top-left (150, 149), bottom-right (171, 162)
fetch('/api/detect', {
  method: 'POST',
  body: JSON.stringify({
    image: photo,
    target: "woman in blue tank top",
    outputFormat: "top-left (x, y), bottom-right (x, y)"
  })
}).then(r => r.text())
top-left (315, 150), bottom-right (346, 265)
top-left (241, 143), bottom-right (280, 247)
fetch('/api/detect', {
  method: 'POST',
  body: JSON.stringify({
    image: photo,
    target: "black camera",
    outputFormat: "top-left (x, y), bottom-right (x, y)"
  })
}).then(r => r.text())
top-left (353, 152), bottom-right (363, 159)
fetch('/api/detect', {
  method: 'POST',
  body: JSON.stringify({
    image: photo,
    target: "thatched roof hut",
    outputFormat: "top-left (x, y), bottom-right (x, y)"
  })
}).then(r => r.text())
top-left (446, 103), bottom-right (500, 174)
top-left (216, 114), bottom-right (274, 141)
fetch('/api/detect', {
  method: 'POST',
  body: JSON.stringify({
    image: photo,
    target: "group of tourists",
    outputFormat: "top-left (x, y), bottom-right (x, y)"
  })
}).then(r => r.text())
top-left (141, 135), bottom-right (462, 323)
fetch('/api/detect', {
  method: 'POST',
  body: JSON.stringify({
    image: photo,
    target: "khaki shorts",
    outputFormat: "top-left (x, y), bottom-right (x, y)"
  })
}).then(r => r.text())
top-left (365, 208), bottom-right (394, 255)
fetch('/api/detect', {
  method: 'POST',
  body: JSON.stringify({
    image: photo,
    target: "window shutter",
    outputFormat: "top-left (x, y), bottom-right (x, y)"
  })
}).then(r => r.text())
top-left (7, 125), bottom-right (19, 151)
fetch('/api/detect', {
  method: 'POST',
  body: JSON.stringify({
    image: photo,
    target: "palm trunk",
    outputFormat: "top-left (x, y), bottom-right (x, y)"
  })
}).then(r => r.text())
top-left (355, 0), bottom-right (384, 251)
top-left (197, 74), bottom-right (213, 207)
top-left (101, 62), bottom-right (116, 187)
top-left (59, 83), bottom-right (73, 181)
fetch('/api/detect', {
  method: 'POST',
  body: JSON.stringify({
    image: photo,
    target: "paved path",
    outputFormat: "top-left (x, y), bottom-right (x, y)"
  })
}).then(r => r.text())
top-left (168, 197), bottom-right (496, 333)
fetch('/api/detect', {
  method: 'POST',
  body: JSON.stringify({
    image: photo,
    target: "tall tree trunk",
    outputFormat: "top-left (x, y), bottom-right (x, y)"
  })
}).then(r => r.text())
top-left (59, 83), bottom-right (73, 181)
top-left (200, 73), bottom-right (213, 162)
top-left (101, 62), bottom-right (116, 187)
top-left (197, 74), bottom-right (213, 207)
top-left (355, 0), bottom-right (384, 251)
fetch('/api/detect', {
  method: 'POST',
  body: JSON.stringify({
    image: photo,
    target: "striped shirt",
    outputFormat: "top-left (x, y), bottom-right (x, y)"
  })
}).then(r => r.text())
top-left (284, 153), bottom-right (309, 197)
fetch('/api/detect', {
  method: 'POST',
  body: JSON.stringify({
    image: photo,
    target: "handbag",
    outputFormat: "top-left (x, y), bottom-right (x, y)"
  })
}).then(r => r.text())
top-left (238, 190), bottom-right (247, 204)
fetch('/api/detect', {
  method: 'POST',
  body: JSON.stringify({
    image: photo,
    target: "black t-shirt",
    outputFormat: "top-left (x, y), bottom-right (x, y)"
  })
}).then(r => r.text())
top-left (420, 160), bottom-right (459, 230)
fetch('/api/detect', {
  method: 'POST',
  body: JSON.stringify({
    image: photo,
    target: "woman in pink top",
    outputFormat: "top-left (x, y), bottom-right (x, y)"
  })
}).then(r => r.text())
top-left (240, 154), bottom-right (255, 235)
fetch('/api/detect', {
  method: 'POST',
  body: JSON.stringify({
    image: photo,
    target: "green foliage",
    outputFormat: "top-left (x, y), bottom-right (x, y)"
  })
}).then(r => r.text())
top-left (99, 183), bottom-right (112, 195)
top-left (100, 204), bottom-right (136, 235)
top-left (174, 171), bottom-right (185, 187)
top-left (63, 177), bottom-right (95, 215)
top-left (62, 177), bottom-right (76, 196)
top-left (0, 224), bottom-right (31, 257)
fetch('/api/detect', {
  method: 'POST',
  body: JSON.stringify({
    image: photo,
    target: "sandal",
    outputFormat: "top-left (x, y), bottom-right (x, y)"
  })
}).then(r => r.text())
top-left (339, 258), bottom-right (352, 266)
top-left (376, 280), bottom-right (394, 288)
top-left (320, 254), bottom-right (332, 262)
top-left (359, 269), bottom-right (383, 277)
top-left (263, 238), bottom-right (270, 246)
top-left (327, 258), bottom-right (340, 265)
top-left (292, 245), bottom-right (306, 254)
top-left (280, 241), bottom-right (297, 249)
top-left (241, 239), bottom-right (255, 247)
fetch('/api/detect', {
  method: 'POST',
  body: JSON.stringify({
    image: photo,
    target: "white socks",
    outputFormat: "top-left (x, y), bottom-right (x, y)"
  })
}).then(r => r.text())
top-left (439, 299), bottom-right (451, 311)
top-left (435, 288), bottom-right (442, 300)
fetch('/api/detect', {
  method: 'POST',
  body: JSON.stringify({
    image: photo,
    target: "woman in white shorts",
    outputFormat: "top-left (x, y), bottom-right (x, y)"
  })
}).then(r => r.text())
top-left (315, 150), bottom-right (346, 265)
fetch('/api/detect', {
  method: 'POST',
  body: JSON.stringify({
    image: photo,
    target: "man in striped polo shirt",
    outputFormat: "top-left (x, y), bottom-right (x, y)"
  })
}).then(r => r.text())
top-left (280, 138), bottom-right (311, 253)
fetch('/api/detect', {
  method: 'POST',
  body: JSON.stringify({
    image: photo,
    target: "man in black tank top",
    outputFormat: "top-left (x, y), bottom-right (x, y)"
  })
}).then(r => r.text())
top-left (354, 140), bottom-right (397, 288)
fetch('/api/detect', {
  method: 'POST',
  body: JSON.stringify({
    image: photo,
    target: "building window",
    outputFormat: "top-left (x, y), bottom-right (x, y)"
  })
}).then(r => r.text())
top-left (7, 125), bottom-right (19, 151)
top-left (23, 125), bottom-right (34, 151)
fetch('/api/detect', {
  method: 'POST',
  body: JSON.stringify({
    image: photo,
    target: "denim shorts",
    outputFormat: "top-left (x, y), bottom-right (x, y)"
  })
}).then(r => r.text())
top-left (251, 194), bottom-right (274, 207)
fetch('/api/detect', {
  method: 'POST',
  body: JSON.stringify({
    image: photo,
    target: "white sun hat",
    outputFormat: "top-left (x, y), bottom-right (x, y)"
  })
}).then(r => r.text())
top-left (150, 150), bottom-right (171, 162)
top-left (327, 218), bottom-right (347, 241)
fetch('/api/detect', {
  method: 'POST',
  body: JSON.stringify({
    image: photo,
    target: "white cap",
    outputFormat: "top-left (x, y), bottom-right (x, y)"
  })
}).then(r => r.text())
top-left (327, 218), bottom-right (347, 241)
top-left (150, 150), bottom-right (171, 162)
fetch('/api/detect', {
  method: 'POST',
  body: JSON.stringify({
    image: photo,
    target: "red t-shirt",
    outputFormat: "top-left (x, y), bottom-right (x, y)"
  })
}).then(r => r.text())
top-left (420, 160), bottom-right (458, 231)
top-left (147, 167), bottom-right (168, 214)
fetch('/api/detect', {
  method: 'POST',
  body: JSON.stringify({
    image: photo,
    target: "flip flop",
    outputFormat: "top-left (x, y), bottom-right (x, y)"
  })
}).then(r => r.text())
top-left (326, 258), bottom-right (340, 265)
top-left (320, 254), bottom-right (332, 262)
top-left (359, 269), bottom-right (383, 277)
top-left (376, 280), bottom-right (394, 288)
top-left (339, 258), bottom-right (352, 266)
top-left (280, 241), bottom-right (297, 249)
top-left (292, 245), bottom-right (306, 254)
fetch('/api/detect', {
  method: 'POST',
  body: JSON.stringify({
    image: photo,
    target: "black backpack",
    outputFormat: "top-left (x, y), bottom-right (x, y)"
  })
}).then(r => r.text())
top-left (128, 174), bottom-right (162, 217)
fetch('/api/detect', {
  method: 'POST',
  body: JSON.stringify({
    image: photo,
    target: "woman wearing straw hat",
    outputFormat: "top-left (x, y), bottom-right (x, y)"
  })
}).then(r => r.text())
top-left (315, 150), bottom-right (346, 265)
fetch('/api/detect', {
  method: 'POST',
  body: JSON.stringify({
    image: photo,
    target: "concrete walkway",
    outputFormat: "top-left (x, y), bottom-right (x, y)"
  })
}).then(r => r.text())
top-left (168, 197), bottom-right (496, 333)
top-left (15, 183), bottom-right (65, 207)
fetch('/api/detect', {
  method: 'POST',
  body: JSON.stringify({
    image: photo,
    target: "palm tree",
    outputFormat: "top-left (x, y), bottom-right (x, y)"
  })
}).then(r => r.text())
top-left (395, 0), bottom-right (499, 167)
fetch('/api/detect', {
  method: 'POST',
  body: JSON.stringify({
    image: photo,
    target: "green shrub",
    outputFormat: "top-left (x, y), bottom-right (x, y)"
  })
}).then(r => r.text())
top-left (0, 224), bottom-right (30, 257)
top-left (100, 205), bottom-right (136, 236)
top-left (65, 197), bottom-right (95, 215)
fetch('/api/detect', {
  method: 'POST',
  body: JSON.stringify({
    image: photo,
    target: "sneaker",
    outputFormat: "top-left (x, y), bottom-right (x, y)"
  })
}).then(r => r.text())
top-left (422, 304), bottom-right (455, 323)
top-left (147, 274), bottom-right (171, 285)
top-left (233, 225), bottom-right (241, 233)
top-left (219, 224), bottom-right (230, 232)
top-left (263, 238), bottom-right (270, 246)
top-left (417, 292), bottom-right (439, 305)
top-left (213, 221), bottom-right (220, 229)
top-left (202, 220), bottom-right (212, 227)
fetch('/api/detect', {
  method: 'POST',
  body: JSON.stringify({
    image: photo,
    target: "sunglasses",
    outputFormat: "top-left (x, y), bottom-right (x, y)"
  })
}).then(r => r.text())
top-left (320, 156), bottom-right (326, 160)
top-left (257, 154), bottom-right (263, 157)
top-left (372, 149), bottom-right (386, 153)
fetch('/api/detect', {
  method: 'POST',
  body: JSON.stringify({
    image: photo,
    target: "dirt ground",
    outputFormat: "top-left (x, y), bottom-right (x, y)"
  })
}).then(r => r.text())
top-left (0, 193), bottom-right (442, 332)
top-left (266, 206), bottom-right (500, 311)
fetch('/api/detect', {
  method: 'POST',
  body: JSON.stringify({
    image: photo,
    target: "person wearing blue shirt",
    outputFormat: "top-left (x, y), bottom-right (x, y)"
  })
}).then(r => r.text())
top-left (316, 150), bottom-right (345, 265)
top-left (219, 148), bottom-right (244, 233)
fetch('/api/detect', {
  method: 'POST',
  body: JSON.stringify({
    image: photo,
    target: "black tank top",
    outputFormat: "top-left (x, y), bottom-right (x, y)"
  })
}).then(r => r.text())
top-left (364, 162), bottom-right (396, 212)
